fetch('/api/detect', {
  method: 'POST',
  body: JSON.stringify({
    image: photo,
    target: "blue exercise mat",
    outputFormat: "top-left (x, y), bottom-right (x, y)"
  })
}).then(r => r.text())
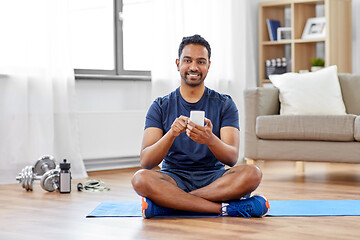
top-left (268, 200), bottom-right (360, 216)
top-left (86, 200), bottom-right (360, 218)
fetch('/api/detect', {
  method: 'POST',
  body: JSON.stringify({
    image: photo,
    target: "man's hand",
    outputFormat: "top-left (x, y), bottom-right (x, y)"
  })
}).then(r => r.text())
top-left (170, 115), bottom-right (189, 137)
top-left (186, 118), bottom-right (239, 166)
top-left (186, 117), bottom-right (215, 145)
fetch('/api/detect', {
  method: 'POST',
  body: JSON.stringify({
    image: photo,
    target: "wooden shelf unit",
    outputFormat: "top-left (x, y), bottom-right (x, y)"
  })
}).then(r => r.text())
top-left (258, 0), bottom-right (352, 87)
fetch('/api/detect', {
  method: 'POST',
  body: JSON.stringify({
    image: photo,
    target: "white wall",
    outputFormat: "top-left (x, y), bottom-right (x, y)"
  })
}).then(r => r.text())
top-left (75, 80), bottom-right (152, 112)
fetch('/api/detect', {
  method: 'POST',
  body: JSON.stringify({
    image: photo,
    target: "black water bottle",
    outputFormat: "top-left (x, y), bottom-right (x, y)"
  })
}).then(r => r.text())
top-left (59, 159), bottom-right (71, 193)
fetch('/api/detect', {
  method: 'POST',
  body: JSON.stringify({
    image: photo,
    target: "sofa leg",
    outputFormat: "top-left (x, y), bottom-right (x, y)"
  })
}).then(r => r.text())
top-left (245, 158), bottom-right (255, 165)
top-left (296, 161), bottom-right (305, 174)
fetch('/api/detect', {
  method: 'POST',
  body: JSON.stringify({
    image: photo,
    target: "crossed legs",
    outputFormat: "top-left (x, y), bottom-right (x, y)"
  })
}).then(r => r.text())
top-left (131, 164), bottom-right (262, 214)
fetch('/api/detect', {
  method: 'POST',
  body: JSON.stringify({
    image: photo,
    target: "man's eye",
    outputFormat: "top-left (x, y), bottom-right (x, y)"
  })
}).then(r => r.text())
top-left (199, 61), bottom-right (205, 64)
top-left (185, 59), bottom-right (191, 63)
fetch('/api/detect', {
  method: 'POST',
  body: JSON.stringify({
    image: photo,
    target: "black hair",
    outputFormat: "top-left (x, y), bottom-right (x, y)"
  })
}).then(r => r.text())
top-left (178, 34), bottom-right (211, 60)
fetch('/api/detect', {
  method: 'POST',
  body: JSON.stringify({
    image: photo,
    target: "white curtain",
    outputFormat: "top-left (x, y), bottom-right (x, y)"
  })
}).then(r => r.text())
top-left (0, 0), bottom-right (87, 184)
top-left (151, 0), bottom-right (257, 161)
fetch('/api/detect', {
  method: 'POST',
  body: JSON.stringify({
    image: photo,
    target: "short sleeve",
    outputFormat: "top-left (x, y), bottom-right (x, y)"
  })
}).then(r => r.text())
top-left (145, 98), bottom-right (163, 130)
top-left (220, 96), bottom-right (239, 130)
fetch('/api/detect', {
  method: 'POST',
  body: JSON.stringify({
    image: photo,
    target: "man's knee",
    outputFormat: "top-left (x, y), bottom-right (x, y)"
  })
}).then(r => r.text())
top-left (131, 169), bottom-right (153, 194)
top-left (244, 164), bottom-right (263, 186)
top-left (232, 164), bottom-right (262, 188)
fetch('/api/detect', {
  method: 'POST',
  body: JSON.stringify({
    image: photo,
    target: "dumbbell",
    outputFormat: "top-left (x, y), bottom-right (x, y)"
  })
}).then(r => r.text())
top-left (16, 155), bottom-right (59, 192)
top-left (16, 166), bottom-right (37, 191)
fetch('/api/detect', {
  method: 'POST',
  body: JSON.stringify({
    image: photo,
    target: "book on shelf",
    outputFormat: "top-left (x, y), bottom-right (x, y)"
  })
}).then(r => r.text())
top-left (266, 19), bottom-right (281, 41)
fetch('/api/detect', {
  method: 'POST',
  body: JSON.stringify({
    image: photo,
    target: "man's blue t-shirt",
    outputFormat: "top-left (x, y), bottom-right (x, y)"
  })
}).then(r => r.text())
top-left (145, 87), bottom-right (239, 171)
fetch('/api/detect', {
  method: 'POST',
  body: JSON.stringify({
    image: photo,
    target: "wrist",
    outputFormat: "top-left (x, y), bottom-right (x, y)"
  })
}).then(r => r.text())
top-left (207, 132), bottom-right (217, 147)
top-left (168, 129), bottom-right (178, 138)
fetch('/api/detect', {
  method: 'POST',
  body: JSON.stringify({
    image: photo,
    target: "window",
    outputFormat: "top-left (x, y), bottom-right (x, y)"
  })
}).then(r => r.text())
top-left (69, 0), bottom-right (152, 80)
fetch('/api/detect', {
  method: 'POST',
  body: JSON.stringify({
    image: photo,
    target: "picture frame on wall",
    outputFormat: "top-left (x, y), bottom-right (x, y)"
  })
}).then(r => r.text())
top-left (301, 17), bottom-right (326, 39)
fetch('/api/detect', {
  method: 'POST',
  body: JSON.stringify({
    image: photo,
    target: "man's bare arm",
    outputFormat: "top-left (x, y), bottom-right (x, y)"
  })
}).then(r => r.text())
top-left (140, 116), bottom-right (189, 169)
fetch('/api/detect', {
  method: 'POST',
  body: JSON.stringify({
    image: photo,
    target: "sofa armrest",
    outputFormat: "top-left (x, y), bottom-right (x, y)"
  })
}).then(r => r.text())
top-left (243, 88), bottom-right (279, 159)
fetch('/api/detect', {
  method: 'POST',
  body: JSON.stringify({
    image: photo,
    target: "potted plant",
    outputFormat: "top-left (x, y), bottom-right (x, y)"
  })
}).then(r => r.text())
top-left (311, 58), bottom-right (325, 72)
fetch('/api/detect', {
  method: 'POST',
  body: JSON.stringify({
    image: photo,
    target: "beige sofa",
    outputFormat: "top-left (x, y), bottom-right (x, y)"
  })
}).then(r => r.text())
top-left (244, 74), bottom-right (360, 168)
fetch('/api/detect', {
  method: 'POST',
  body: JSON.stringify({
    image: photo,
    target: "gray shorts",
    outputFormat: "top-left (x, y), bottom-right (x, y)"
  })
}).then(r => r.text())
top-left (159, 168), bottom-right (229, 192)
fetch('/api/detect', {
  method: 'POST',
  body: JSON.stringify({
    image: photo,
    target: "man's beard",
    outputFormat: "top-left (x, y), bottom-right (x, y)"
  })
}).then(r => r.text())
top-left (182, 71), bottom-right (205, 87)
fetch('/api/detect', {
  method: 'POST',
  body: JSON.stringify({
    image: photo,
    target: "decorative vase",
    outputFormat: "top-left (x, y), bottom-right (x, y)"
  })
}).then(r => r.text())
top-left (311, 66), bottom-right (324, 72)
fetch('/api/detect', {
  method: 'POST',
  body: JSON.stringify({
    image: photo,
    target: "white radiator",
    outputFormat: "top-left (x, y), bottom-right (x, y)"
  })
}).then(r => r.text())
top-left (77, 111), bottom-right (146, 171)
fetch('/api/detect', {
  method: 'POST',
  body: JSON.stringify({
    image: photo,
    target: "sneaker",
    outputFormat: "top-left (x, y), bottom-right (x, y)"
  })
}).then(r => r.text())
top-left (142, 197), bottom-right (174, 219)
top-left (222, 195), bottom-right (270, 218)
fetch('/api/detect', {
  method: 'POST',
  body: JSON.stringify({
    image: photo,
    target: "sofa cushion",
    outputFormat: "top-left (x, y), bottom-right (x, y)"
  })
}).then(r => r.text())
top-left (355, 117), bottom-right (360, 142)
top-left (256, 115), bottom-right (356, 141)
top-left (338, 74), bottom-right (360, 115)
top-left (269, 65), bottom-right (346, 115)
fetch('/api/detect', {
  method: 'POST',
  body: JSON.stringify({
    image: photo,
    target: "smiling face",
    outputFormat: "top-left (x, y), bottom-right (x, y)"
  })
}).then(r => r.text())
top-left (176, 44), bottom-right (211, 87)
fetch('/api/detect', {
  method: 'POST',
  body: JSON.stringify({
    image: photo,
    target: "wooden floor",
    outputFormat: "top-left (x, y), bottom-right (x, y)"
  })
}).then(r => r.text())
top-left (1, 161), bottom-right (360, 240)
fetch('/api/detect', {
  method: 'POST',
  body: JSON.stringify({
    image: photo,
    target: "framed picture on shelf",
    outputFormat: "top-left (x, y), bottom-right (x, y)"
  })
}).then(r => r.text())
top-left (277, 27), bottom-right (291, 41)
top-left (301, 17), bottom-right (326, 39)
